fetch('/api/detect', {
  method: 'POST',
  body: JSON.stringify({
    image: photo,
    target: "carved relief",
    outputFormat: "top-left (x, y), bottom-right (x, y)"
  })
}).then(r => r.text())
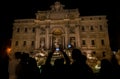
top-left (51, 1), bottom-right (64, 11)
top-left (40, 16), bottom-right (46, 20)
top-left (69, 14), bottom-right (74, 19)
top-left (69, 27), bottom-right (75, 34)
top-left (40, 27), bottom-right (46, 34)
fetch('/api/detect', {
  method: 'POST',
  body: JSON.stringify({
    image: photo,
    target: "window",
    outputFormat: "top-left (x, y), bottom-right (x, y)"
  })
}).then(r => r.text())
top-left (31, 41), bottom-right (34, 46)
top-left (15, 41), bottom-right (18, 46)
top-left (23, 41), bottom-right (26, 46)
top-left (101, 39), bottom-right (105, 46)
top-left (32, 28), bottom-right (35, 33)
top-left (30, 52), bottom-right (34, 54)
top-left (91, 40), bottom-right (95, 45)
top-left (100, 25), bottom-right (103, 31)
top-left (93, 51), bottom-right (96, 54)
top-left (17, 28), bottom-right (20, 32)
top-left (25, 28), bottom-right (27, 32)
top-left (70, 37), bottom-right (76, 47)
top-left (99, 17), bottom-right (101, 20)
top-left (81, 26), bottom-right (85, 31)
top-left (90, 18), bottom-right (92, 20)
top-left (90, 26), bottom-right (94, 31)
top-left (82, 40), bottom-right (86, 45)
top-left (81, 18), bottom-right (84, 20)
top-left (102, 52), bottom-right (106, 57)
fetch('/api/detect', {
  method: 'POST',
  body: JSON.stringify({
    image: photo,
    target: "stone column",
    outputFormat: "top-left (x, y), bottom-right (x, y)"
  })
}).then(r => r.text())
top-left (65, 27), bottom-right (68, 48)
top-left (105, 25), bottom-right (111, 49)
top-left (49, 34), bottom-right (52, 49)
top-left (51, 35), bottom-right (53, 49)
top-left (76, 25), bottom-right (80, 48)
top-left (62, 36), bottom-right (65, 49)
top-left (49, 36), bottom-right (51, 49)
top-left (46, 26), bottom-right (49, 49)
top-left (35, 27), bottom-right (40, 49)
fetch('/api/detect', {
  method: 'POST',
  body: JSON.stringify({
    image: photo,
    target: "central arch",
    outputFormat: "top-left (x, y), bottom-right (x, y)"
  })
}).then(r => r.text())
top-left (53, 28), bottom-right (62, 35)
top-left (51, 28), bottom-right (64, 49)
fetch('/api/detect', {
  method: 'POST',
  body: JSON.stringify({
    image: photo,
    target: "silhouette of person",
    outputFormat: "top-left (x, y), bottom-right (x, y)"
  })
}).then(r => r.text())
top-left (40, 50), bottom-right (54, 79)
top-left (52, 49), bottom-right (71, 79)
top-left (110, 54), bottom-right (120, 79)
top-left (40, 49), bottom-right (70, 79)
top-left (15, 52), bottom-right (40, 79)
top-left (27, 54), bottom-right (40, 79)
top-left (99, 59), bottom-right (114, 79)
top-left (70, 48), bottom-right (94, 79)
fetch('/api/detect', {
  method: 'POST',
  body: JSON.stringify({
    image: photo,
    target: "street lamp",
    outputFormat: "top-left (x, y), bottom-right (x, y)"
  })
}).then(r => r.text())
top-left (6, 47), bottom-right (11, 55)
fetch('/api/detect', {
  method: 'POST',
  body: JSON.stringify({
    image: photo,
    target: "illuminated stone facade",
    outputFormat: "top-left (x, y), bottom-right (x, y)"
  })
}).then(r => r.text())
top-left (9, 2), bottom-right (112, 79)
top-left (11, 1), bottom-right (111, 59)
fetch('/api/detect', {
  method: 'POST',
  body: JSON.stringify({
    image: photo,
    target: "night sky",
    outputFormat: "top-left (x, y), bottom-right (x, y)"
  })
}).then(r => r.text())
top-left (0, 0), bottom-right (119, 51)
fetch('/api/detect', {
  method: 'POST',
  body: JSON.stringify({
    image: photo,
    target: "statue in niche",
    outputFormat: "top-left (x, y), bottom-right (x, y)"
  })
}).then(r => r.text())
top-left (69, 27), bottom-right (75, 33)
top-left (40, 38), bottom-right (45, 48)
top-left (40, 28), bottom-right (46, 34)
top-left (53, 38), bottom-right (59, 48)
top-left (53, 37), bottom-right (61, 48)
top-left (41, 41), bottom-right (44, 48)
top-left (70, 37), bottom-right (75, 47)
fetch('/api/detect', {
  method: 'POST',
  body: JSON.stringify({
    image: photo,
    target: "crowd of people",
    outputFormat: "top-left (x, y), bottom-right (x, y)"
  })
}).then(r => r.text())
top-left (1, 48), bottom-right (120, 79)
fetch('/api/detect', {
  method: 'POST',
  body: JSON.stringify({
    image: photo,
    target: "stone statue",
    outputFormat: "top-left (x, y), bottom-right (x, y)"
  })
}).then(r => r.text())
top-left (51, 1), bottom-right (64, 11)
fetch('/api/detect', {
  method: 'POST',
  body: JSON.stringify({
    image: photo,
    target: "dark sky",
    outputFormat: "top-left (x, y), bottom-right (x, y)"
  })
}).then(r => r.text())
top-left (0, 0), bottom-right (119, 51)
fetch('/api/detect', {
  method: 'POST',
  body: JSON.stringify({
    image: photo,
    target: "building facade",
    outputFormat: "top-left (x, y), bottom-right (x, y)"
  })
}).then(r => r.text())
top-left (9, 2), bottom-right (112, 79)
top-left (11, 2), bottom-right (111, 62)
